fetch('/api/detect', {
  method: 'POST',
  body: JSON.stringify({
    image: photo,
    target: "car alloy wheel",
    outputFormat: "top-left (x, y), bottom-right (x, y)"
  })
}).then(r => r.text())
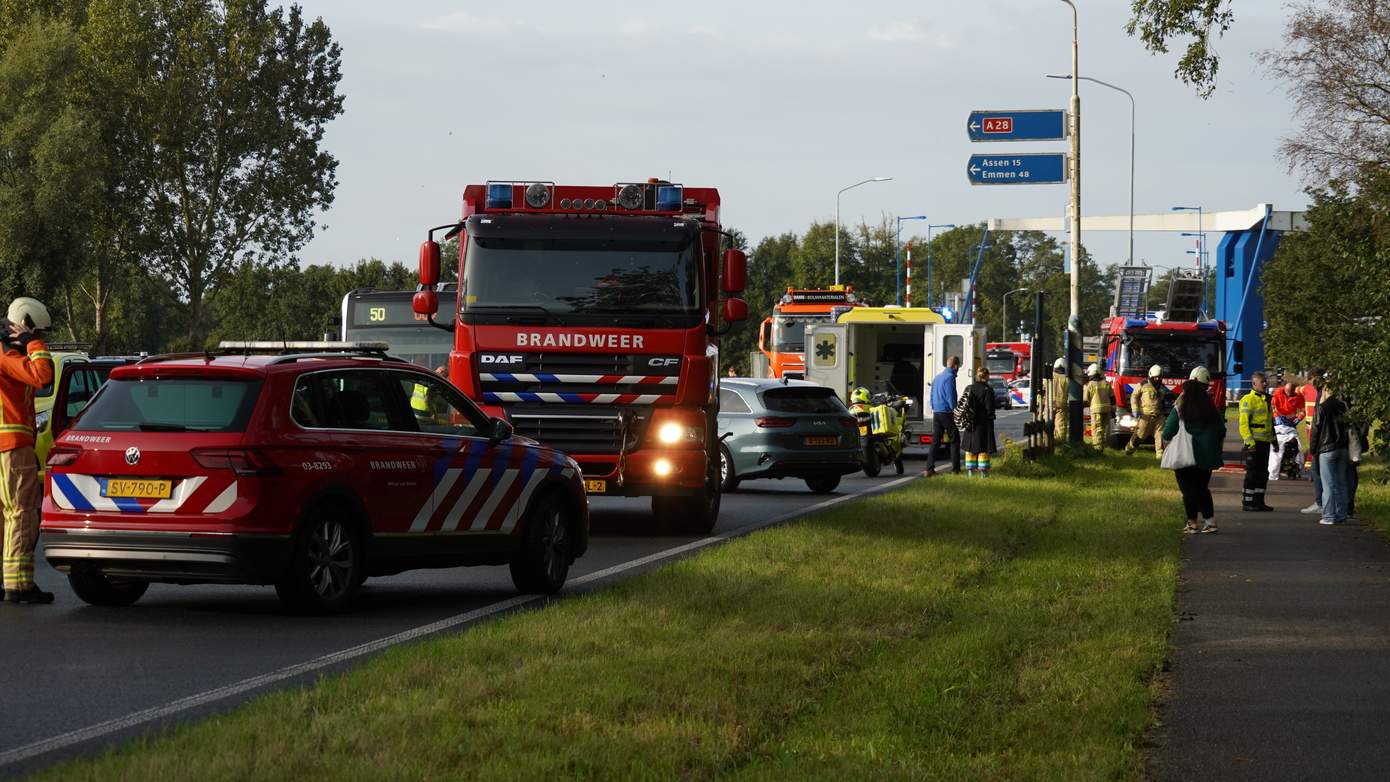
top-left (538, 503), bottom-right (568, 586)
top-left (306, 516), bottom-right (355, 601)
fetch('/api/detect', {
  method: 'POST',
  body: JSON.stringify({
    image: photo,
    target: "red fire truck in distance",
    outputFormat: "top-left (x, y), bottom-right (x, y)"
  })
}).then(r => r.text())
top-left (984, 341), bottom-right (1031, 383)
top-left (1099, 316), bottom-right (1226, 447)
top-left (413, 180), bottom-right (748, 534)
top-left (758, 287), bottom-right (863, 379)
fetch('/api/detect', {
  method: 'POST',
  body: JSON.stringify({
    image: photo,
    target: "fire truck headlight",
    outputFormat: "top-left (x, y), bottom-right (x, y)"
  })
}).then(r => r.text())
top-left (657, 422), bottom-right (703, 445)
top-left (653, 458), bottom-right (674, 478)
top-left (524, 182), bottom-right (551, 208)
top-left (617, 183), bottom-right (643, 210)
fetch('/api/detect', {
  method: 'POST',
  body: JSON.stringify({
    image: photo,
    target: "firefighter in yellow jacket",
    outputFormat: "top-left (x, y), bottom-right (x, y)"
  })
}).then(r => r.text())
top-left (1125, 364), bottom-right (1166, 459)
top-left (0, 298), bottom-right (55, 604)
top-left (1045, 358), bottom-right (1069, 440)
top-left (1083, 363), bottom-right (1115, 450)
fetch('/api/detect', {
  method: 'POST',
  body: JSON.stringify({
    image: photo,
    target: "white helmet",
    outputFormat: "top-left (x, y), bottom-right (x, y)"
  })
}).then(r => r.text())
top-left (1189, 366), bottom-right (1211, 384)
top-left (1148, 364), bottom-right (1163, 378)
top-left (1053, 358), bottom-right (1065, 371)
top-left (1087, 362), bottom-right (1101, 377)
top-left (7, 297), bottom-right (50, 331)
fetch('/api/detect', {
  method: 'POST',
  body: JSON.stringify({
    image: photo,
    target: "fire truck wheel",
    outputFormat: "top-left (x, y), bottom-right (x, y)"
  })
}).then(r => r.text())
top-left (719, 445), bottom-right (740, 493)
top-left (653, 455), bottom-right (721, 535)
top-left (275, 505), bottom-right (363, 614)
top-left (510, 492), bottom-right (572, 595)
top-left (67, 568), bottom-right (149, 607)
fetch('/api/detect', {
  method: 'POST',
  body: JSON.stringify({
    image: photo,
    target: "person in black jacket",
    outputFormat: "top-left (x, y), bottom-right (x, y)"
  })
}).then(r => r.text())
top-left (962, 366), bottom-right (997, 478)
top-left (1309, 385), bottom-right (1351, 525)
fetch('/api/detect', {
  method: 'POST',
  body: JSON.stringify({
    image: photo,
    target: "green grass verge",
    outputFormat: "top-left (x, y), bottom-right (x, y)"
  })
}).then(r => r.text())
top-left (37, 449), bottom-right (1181, 781)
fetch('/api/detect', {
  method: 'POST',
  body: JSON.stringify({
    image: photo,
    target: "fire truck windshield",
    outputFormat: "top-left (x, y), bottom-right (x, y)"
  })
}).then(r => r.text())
top-left (1122, 334), bottom-right (1221, 376)
top-left (985, 353), bottom-right (1017, 374)
top-left (460, 216), bottom-right (701, 325)
top-left (772, 314), bottom-right (826, 352)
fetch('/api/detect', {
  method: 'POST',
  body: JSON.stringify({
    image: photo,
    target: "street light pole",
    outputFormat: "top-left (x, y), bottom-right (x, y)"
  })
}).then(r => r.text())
top-left (1059, 0), bottom-right (1083, 443)
top-left (895, 215), bottom-right (927, 306)
top-left (924, 223), bottom-right (955, 308)
top-left (835, 177), bottom-right (892, 286)
top-left (1047, 73), bottom-right (1133, 265)
top-left (1002, 288), bottom-right (1029, 342)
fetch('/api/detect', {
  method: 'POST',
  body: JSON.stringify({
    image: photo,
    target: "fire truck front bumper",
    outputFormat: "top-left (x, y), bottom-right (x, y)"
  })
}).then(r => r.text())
top-left (572, 450), bottom-right (709, 498)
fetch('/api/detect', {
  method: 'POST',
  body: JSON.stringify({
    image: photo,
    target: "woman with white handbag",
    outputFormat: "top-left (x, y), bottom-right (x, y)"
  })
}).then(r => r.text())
top-left (1162, 369), bottom-right (1228, 534)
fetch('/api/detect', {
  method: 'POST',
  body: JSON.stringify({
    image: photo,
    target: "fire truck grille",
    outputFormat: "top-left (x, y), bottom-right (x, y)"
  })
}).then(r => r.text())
top-left (477, 353), bottom-right (682, 406)
top-left (507, 406), bottom-right (647, 456)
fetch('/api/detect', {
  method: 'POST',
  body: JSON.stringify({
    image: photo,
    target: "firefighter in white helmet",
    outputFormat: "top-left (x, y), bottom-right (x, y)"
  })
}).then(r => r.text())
top-left (0, 297), bottom-right (55, 603)
top-left (1046, 358), bottom-right (1069, 441)
top-left (1125, 363), bottom-right (1167, 459)
top-left (1084, 362), bottom-right (1115, 450)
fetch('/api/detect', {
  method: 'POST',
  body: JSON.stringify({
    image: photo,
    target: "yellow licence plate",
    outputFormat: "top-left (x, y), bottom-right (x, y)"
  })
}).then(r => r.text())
top-left (104, 479), bottom-right (172, 500)
top-left (804, 436), bottom-right (839, 447)
top-left (584, 479), bottom-right (607, 494)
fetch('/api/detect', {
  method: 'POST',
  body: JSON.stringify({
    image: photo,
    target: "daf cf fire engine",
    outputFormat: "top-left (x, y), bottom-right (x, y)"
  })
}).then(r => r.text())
top-left (758, 286), bottom-right (863, 379)
top-left (984, 341), bottom-right (1031, 383)
top-left (1099, 316), bottom-right (1226, 447)
top-left (412, 180), bottom-right (748, 534)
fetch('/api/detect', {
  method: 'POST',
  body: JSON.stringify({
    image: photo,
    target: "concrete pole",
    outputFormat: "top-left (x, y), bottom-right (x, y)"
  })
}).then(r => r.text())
top-left (1061, 0), bottom-right (1083, 442)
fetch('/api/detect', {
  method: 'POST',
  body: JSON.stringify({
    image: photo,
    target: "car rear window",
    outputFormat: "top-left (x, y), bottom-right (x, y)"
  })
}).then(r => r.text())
top-left (73, 379), bottom-right (263, 433)
top-left (760, 387), bottom-right (846, 414)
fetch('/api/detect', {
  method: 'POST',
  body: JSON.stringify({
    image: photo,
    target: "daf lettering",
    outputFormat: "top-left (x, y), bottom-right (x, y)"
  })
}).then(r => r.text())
top-left (481, 354), bottom-right (524, 364)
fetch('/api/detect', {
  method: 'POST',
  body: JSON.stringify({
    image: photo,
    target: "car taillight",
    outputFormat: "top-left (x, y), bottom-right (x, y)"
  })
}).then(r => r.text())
top-left (755, 416), bottom-right (794, 429)
top-left (192, 448), bottom-right (280, 477)
top-left (47, 447), bottom-right (81, 468)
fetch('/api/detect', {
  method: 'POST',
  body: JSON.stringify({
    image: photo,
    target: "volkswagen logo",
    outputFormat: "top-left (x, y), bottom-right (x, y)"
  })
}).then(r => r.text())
top-left (124, 447), bottom-right (141, 466)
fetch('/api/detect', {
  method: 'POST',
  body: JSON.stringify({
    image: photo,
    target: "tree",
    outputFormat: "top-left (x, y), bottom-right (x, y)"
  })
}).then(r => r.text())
top-left (1260, 0), bottom-right (1390, 182)
top-left (1126, 0), bottom-right (1236, 97)
top-left (0, 19), bottom-right (102, 329)
top-left (79, 0), bottom-right (345, 344)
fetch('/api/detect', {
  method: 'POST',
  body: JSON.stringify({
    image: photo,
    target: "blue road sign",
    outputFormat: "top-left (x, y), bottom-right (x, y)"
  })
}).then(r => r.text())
top-left (966, 110), bottom-right (1067, 142)
top-left (966, 154), bottom-right (1068, 186)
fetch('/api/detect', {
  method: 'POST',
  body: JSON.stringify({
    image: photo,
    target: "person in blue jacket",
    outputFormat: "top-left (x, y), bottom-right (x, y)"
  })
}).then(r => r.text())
top-left (924, 355), bottom-right (961, 476)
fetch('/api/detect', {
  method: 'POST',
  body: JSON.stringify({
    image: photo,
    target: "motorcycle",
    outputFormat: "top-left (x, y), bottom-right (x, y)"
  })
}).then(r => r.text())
top-left (850, 392), bottom-right (912, 477)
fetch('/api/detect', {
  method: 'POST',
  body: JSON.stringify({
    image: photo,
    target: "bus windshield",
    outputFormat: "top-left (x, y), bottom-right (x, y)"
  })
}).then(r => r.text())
top-left (1122, 334), bottom-right (1222, 377)
top-left (460, 215), bottom-right (701, 326)
top-left (342, 290), bottom-right (454, 370)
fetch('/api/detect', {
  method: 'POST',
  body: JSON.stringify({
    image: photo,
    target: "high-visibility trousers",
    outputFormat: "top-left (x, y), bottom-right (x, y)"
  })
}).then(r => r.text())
top-left (1127, 414), bottom-right (1165, 458)
top-left (1, 447), bottom-right (41, 592)
top-left (1091, 410), bottom-right (1114, 449)
top-left (1052, 408), bottom-right (1068, 441)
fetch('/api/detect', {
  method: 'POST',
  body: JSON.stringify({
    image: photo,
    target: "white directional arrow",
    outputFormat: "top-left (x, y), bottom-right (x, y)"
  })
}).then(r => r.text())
top-left (969, 164), bottom-right (981, 176)
top-left (969, 120), bottom-right (980, 133)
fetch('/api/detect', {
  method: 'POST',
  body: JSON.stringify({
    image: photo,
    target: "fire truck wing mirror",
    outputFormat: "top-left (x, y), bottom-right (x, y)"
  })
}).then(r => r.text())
top-left (419, 240), bottom-right (442, 287)
top-left (722, 297), bottom-right (748, 323)
top-left (412, 289), bottom-right (439, 316)
top-left (722, 248), bottom-right (747, 294)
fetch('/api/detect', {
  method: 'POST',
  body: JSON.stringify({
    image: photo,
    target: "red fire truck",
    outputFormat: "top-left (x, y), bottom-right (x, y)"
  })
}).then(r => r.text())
top-left (758, 286), bottom-right (862, 379)
top-left (984, 341), bottom-right (1031, 382)
top-left (412, 180), bottom-right (748, 533)
top-left (1099, 316), bottom-right (1226, 447)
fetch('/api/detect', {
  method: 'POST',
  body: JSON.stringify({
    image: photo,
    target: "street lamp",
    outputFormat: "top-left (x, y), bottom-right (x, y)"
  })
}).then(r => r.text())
top-left (1171, 206), bottom-right (1206, 315)
top-left (835, 177), bottom-right (892, 285)
top-left (1002, 288), bottom-right (1029, 342)
top-left (924, 223), bottom-right (955, 308)
top-left (1047, 73), bottom-right (1134, 265)
top-left (895, 215), bottom-right (927, 306)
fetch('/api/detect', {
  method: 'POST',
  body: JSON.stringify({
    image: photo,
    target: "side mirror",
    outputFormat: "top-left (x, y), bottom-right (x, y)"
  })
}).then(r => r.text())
top-left (722, 297), bottom-right (748, 323)
top-left (419, 240), bottom-right (441, 286)
top-left (412, 289), bottom-right (439, 316)
top-left (488, 417), bottom-right (513, 444)
top-left (722, 248), bottom-right (747, 294)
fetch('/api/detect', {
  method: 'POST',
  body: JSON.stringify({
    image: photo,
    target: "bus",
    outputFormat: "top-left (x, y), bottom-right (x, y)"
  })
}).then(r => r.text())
top-left (340, 285), bottom-right (456, 370)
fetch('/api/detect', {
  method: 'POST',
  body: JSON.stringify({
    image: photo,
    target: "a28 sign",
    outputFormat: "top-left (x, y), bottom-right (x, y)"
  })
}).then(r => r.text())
top-left (966, 110), bottom-right (1067, 142)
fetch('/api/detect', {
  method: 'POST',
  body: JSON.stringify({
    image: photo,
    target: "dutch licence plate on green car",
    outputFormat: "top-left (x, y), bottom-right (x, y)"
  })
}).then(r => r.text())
top-left (804, 436), bottom-right (839, 447)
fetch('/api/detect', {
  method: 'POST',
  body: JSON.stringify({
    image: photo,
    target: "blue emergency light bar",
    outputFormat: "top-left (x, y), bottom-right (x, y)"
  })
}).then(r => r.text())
top-left (655, 185), bottom-right (683, 211)
top-left (486, 183), bottom-right (513, 209)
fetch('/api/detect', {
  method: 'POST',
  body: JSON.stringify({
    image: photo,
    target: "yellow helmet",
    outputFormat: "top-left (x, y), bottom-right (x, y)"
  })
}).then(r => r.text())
top-left (850, 387), bottom-right (870, 405)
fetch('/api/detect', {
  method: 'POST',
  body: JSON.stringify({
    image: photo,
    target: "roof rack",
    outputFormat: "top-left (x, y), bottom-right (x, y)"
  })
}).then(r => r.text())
top-left (215, 341), bottom-right (405, 366)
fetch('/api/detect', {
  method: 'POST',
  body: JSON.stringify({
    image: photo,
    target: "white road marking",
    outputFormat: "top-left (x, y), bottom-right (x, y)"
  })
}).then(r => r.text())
top-left (0, 474), bottom-right (919, 770)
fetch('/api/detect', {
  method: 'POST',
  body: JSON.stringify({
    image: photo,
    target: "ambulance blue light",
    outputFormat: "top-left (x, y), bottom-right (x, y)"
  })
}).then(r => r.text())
top-left (655, 185), bottom-right (683, 211)
top-left (486, 183), bottom-right (513, 209)
top-left (940, 306), bottom-right (955, 323)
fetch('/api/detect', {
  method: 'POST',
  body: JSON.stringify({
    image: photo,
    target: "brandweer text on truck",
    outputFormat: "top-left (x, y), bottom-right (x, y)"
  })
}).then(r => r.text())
top-left (412, 180), bottom-right (748, 534)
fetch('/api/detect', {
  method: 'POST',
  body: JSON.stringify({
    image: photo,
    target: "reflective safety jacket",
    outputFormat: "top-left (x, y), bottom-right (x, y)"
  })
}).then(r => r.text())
top-left (1130, 380), bottom-right (1163, 417)
top-left (1239, 389), bottom-right (1275, 445)
top-left (0, 338), bottom-right (53, 451)
top-left (1084, 379), bottom-right (1114, 413)
top-left (1047, 374), bottom-right (1069, 412)
top-left (411, 383), bottom-right (447, 424)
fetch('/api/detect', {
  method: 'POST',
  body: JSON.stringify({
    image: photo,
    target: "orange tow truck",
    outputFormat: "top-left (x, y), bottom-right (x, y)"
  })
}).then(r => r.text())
top-left (758, 286), bottom-right (863, 379)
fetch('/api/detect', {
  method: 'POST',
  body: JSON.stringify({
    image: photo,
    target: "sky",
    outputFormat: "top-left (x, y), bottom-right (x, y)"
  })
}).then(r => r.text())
top-left (283, 1), bottom-right (1307, 283)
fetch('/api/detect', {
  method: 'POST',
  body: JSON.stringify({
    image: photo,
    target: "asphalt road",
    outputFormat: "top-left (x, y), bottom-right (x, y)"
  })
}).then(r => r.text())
top-left (0, 409), bottom-right (1031, 774)
top-left (0, 455), bottom-right (956, 776)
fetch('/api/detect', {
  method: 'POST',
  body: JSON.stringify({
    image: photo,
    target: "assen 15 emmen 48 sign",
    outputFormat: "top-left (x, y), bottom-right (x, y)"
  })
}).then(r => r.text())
top-left (966, 154), bottom-right (1068, 186)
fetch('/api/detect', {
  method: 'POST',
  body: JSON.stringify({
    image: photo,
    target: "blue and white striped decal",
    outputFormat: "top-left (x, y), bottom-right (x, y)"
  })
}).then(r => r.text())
top-left (482, 392), bottom-right (671, 405)
top-left (480, 373), bottom-right (678, 385)
top-left (49, 475), bottom-right (210, 514)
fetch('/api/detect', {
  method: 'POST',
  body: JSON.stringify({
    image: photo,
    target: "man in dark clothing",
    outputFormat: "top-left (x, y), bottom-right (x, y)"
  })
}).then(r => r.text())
top-left (924, 356), bottom-right (961, 476)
